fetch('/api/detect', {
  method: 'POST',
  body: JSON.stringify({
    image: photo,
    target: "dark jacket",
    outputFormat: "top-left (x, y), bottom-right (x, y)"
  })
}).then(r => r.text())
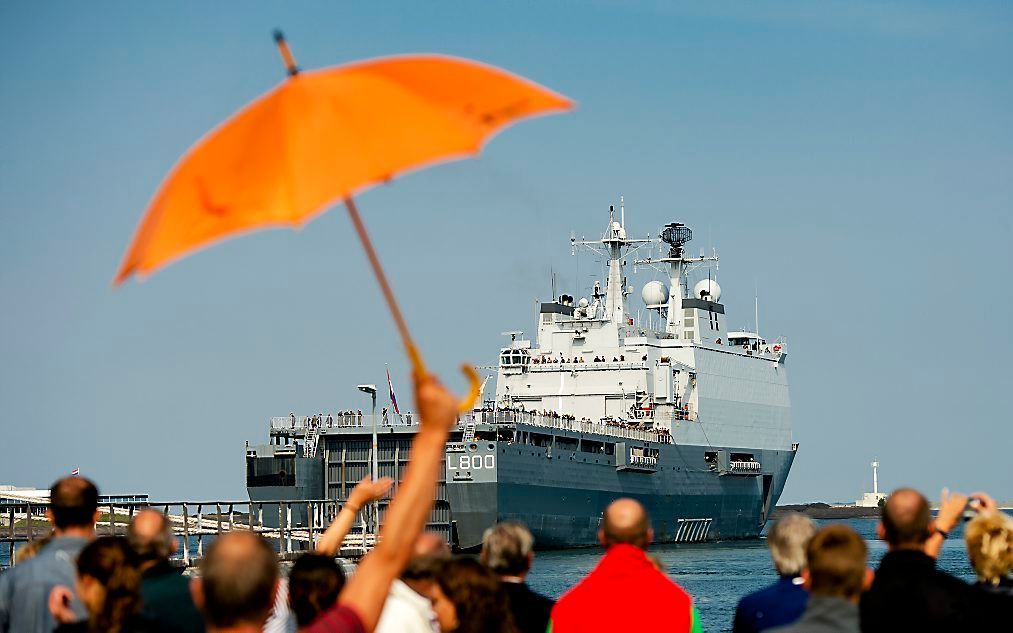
top-left (733, 576), bottom-right (808, 633)
top-left (768, 596), bottom-right (859, 633)
top-left (860, 549), bottom-right (982, 633)
top-left (139, 561), bottom-right (205, 633)
top-left (501, 580), bottom-right (554, 633)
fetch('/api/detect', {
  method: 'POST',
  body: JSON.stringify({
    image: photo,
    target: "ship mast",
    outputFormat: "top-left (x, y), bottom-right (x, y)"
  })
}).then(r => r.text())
top-left (635, 224), bottom-right (718, 339)
top-left (572, 199), bottom-right (652, 326)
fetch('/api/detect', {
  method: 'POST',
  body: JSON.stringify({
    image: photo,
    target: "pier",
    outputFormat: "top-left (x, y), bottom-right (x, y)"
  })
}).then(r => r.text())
top-left (0, 498), bottom-right (376, 570)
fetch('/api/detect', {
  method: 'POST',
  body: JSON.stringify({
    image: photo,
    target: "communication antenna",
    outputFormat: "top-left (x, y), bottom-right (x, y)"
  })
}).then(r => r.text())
top-left (620, 195), bottom-right (625, 229)
top-left (754, 285), bottom-right (760, 338)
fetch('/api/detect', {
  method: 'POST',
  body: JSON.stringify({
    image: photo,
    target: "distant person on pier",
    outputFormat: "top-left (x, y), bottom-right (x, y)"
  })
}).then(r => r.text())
top-left (860, 487), bottom-right (984, 633)
top-left (733, 513), bottom-right (816, 633)
top-left (0, 476), bottom-right (99, 633)
top-left (767, 525), bottom-right (871, 633)
top-left (127, 509), bottom-right (204, 632)
top-left (480, 522), bottom-right (554, 633)
top-left (549, 498), bottom-right (703, 632)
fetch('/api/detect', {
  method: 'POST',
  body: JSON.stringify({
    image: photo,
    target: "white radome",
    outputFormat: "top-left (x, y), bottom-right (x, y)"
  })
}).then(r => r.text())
top-left (693, 279), bottom-right (722, 302)
top-left (578, 298), bottom-right (589, 308)
top-left (642, 280), bottom-right (669, 306)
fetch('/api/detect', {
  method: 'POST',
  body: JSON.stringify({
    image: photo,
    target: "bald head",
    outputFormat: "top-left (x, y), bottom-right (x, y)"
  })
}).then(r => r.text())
top-left (196, 531), bottom-right (278, 629)
top-left (881, 488), bottom-right (932, 548)
top-left (600, 498), bottom-right (652, 550)
top-left (128, 509), bottom-right (175, 565)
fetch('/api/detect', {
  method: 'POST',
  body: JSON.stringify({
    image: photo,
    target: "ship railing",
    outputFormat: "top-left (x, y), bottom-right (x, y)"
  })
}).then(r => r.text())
top-left (270, 414), bottom-right (396, 432)
top-left (475, 410), bottom-right (672, 444)
top-left (529, 360), bottom-right (648, 372)
top-left (0, 499), bottom-right (376, 571)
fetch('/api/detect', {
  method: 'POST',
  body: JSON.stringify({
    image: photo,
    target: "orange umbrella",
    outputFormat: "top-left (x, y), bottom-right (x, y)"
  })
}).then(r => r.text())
top-left (115, 32), bottom-right (572, 409)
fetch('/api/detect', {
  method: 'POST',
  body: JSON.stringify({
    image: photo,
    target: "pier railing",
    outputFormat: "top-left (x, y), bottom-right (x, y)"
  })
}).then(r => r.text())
top-left (0, 499), bottom-right (376, 570)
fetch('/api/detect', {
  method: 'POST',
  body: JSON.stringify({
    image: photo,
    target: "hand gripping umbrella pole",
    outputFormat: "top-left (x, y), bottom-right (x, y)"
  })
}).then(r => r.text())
top-left (275, 32), bottom-right (481, 412)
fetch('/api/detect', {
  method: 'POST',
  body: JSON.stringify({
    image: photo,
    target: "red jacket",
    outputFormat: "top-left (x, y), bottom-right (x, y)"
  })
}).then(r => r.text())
top-left (549, 544), bottom-right (702, 632)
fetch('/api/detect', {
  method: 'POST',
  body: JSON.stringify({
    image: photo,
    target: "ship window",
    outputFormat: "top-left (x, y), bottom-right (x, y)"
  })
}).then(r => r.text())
top-left (685, 330), bottom-right (694, 339)
top-left (684, 318), bottom-right (695, 328)
top-left (684, 309), bottom-right (694, 317)
top-left (542, 313), bottom-right (552, 324)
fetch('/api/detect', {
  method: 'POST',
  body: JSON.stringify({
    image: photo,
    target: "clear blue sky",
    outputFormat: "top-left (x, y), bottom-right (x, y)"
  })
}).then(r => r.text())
top-left (1, 2), bottom-right (1011, 504)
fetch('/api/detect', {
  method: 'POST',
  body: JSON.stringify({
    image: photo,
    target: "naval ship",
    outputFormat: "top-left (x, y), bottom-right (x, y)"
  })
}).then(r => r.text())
top-left (246, 202), bottom-right (797, 550)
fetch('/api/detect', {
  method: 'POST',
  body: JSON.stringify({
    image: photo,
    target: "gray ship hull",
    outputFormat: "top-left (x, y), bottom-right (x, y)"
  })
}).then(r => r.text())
top-left (446, 426), bottom-right (795, 550)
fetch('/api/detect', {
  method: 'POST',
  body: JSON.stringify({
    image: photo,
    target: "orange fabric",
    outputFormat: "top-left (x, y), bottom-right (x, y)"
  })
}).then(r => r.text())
top-left (114, 55), bottom-right (572, 283)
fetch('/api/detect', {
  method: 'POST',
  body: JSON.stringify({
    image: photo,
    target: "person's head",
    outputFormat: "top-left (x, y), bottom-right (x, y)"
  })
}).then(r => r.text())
top-left (802, 525), bottom-right (871, 602)
top-left (431, 557), bottom-right (518, 633)
top-left (599, 498), bottom-right (652, 550)
top-left (74, 536), bottom-right (143, 633)
top-left (47, 476), bottom-right (99, 534)
top-left (767, 513), bottom-right (817, 576)
top-left (191, 531), bottom-right (279, 630)
top-left (399, 532), bottom-right (452, 600)
top-left (480, 522), bottom-right (535, 579)
top-left (878, 488), bottom-right (932, 548)
top-left (964, 511), bottom-right (1013, 585)
top-left (127, 509), bottom-right (177, 570)
top-left (288, 553), bottom-right (345, 628)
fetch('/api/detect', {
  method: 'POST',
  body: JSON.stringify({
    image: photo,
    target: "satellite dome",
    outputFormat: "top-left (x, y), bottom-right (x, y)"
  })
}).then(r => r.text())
top-left (693, 279), bottom-right (722, 302)
top-left (642, 281), bottom-right (669, 306)
top-left (578, 298), bottom-right (589, 308)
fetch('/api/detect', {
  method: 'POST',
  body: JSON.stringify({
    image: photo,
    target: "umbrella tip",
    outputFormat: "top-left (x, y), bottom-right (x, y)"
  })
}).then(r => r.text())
top-left (272, 29), bottom-right (300, 77)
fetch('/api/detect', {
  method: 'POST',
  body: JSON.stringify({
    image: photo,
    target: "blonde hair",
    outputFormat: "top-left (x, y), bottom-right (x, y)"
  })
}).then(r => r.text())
top-left (964, 512), bottom-right (1013, 585)
top-left (768, 513), bottom-right (817, 576)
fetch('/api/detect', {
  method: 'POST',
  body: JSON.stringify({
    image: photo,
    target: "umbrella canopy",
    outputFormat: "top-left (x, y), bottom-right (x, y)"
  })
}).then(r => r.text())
top-left (114, 53), bottom-right (572, 283)
top-left (114, 36), bottom-right (572, 410)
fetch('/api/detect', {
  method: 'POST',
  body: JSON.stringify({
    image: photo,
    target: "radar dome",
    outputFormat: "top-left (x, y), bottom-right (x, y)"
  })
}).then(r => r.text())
top-left (578, 298), bottom-right (589, 308)
top-left (642, 281), bottom-right (669, 306)
top-left (693, 279), bottom-right (722, 302)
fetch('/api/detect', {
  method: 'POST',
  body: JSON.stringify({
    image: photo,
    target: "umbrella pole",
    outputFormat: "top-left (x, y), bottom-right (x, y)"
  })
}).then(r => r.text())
top-left (344, 197), bottom-right (482, 412)
top-left (344, 197), bottom-right (428, 376)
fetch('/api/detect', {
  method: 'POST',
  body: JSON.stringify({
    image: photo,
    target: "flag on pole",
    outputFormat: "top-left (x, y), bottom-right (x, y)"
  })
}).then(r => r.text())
top-left (387, 368), bottom-right (401, 416)
top-left (71, 468), bottom-right (80, 476)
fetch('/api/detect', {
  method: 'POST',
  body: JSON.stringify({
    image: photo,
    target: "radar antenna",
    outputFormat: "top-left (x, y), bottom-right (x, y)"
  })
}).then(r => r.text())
top-left (661, 223), bottom-right (693, 258)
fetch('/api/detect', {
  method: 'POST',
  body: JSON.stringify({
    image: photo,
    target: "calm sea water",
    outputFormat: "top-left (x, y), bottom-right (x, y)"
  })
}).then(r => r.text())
top-left (525, 518), bottom-right (978, 633)
top-left (0, 517), bottom-right (988, 633)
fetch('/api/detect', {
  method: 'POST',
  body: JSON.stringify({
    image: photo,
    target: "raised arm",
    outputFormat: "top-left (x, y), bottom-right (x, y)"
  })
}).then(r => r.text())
top-left (316, 475), bottom-right (394, 557)
top-left (925, 488), bottom-right (968, 559)
top-left (335, 374), bottom-right (457, 631)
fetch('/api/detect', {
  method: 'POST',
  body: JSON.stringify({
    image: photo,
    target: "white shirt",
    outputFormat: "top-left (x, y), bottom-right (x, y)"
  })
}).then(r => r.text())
top-left (374, 579), bottom-right (439, 633)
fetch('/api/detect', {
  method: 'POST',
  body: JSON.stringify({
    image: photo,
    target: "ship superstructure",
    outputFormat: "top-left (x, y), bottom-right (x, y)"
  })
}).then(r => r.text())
top-left (246, 202), bottom-right (798, 549)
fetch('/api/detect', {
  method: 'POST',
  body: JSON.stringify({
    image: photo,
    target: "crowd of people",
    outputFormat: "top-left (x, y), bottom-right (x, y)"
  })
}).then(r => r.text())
top-left (0, 374), bottom-right (1010, 632)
